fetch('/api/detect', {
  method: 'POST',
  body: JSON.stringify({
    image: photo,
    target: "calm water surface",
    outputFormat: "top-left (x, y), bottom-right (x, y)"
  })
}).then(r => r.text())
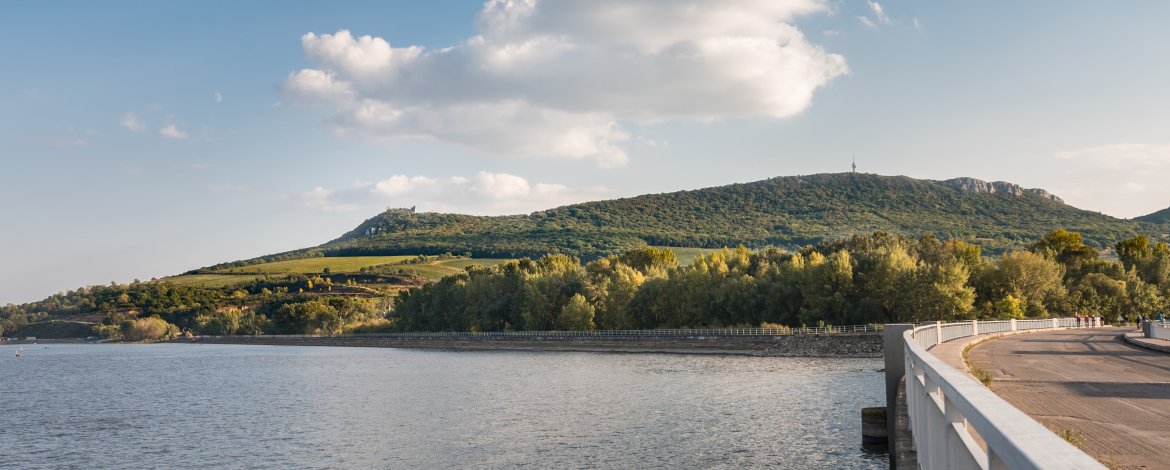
top-left (1, 344), bottom-right (886, 469)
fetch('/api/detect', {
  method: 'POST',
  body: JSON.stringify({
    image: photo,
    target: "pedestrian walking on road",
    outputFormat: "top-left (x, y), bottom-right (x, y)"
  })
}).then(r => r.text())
top-left (1137, 315), bottom-right (1144, 326)
top-left (1160, 312), bottom-right (1165, 322)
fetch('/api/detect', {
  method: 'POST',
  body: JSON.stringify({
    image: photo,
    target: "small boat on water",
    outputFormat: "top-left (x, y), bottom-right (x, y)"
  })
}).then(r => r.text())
top-left (15, 347), bottom-right (21, 357)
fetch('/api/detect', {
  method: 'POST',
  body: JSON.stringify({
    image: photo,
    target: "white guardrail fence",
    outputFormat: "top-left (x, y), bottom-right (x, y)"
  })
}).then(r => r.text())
top-left (902, 319), bottom-right (1106, 469)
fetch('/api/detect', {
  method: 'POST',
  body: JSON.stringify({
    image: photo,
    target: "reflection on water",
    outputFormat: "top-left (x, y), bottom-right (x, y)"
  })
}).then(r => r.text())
top-left (1, 344), bottom-right (886, 469)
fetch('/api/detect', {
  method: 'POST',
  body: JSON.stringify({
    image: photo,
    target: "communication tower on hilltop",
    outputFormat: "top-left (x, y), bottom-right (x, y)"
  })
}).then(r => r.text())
top-left (852, 155), bottom-right (857, 173)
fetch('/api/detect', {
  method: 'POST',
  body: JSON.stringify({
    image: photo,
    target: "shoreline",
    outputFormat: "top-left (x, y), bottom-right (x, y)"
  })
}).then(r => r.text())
top-left (173, 333), bottom-right (884, 358)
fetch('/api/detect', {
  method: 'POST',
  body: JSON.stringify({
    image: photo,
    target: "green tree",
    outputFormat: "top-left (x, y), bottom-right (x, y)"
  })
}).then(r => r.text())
top-left (904, 261), bottom-right (976, 321)
top-left (1068, 273), bottom-right (1126, 321)
top-left (557, 294), bottom-right (596, 330)
top-left (123, 317), bottom-right (180, 342)
top-left (1030, 229), bottom-right (1098, 279)
top-left (977, 250), bottom-right (1066, 317)
top-left (995, 295), bottom-right (1025, 319)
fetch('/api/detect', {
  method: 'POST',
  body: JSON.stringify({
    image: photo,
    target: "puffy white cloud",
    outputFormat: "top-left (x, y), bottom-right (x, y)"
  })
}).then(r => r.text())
top-left (299, 171), bottom-right (610, 215)
top-left (159, 124), bottom-right (189, 139)
top-left (282, 0), bottom-right (846, 167)
top-left (302, 30), bottom-right (422, 82)
top-left (373, 175), bottom-right (440, 196)
top-left (214, 92), bottom-right (223, 103)
top-left (283, 69), bottom-right (354, 105)
top-left (120, 112), bottom-right (146, 132)
top-left (472, 171), bottom-right (530, 199)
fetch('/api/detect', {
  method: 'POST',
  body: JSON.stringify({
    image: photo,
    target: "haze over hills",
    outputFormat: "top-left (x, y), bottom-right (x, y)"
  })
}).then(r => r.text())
top-left (204, 173), bottom-right (1169, 271)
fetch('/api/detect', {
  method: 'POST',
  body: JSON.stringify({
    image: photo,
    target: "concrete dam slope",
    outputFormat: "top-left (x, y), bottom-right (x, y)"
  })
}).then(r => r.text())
top-left (967, 327), bottom-right (1170, 469)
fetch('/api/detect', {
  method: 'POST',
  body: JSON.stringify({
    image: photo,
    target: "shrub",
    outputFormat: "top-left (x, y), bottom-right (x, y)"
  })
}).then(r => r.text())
top-left (123, 317), bottom-right (180, 342)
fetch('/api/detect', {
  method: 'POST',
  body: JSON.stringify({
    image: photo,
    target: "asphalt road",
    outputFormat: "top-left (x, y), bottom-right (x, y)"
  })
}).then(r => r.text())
top-left (968, 327), bottom-right (1170, 469)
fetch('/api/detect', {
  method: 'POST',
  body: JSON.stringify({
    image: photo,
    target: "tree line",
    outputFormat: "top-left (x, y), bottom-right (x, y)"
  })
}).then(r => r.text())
top-left (391, 230), bottom-right (1170, 331)
top-left (1, 274), bottom-right (394, 339)
top-left (5, 229), bottom-right (1168, 338)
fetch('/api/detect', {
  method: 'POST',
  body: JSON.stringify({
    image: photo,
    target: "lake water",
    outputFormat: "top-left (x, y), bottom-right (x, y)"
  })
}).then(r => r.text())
top-left (1, 344), bottom-right (887, 469)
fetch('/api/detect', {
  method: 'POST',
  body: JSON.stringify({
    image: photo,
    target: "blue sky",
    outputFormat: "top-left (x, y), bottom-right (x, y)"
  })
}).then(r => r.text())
top-left (3, 0), bottom-right (1169, 304)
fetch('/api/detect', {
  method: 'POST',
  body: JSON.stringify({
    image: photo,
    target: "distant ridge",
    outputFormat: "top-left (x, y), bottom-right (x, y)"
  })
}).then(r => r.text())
top-left (207, 173), bottom-right (1169, 270)
top-left (1136, 206), bottom-right (1170, 225)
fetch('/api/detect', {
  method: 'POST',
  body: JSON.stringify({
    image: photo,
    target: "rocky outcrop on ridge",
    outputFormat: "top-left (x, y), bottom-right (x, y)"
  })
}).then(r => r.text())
top-left (937, 177), bottom-right (1064, 204)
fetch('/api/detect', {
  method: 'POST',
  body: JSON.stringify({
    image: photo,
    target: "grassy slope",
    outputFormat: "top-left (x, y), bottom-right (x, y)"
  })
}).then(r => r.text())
top-left (220, 256), bottom-right (416, 274)
top-left (159, 274), bottom-right (268, 288)
top-left (164, 256), bottom-right (514, 288)
top-left (404, 258), bottom-right (512, 279)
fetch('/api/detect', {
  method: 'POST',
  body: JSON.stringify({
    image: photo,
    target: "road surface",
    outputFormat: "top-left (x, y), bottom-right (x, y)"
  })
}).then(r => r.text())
top-left (967, 327), bottom-right (1170, 469)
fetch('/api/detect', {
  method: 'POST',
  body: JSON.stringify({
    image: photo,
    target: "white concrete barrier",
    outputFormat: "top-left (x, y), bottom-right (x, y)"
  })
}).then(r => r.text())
top-left (1149, 321), bottom-right (1170, 341)
top-left (903, 319), bottom-right (1105, 469)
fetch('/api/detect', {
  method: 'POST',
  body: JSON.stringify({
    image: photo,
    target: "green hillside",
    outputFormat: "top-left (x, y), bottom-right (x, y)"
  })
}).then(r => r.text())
top-left (1136, 206), bottom-right (1170, 225)
top-left (7, 172), bottom-right (1170, 338)
top-left (304, 173), bottom-right (1165, 263)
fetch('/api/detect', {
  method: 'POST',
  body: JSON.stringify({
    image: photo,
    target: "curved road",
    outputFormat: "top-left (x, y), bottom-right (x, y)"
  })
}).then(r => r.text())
top-left (968, 327), bottom-right (1170, 469)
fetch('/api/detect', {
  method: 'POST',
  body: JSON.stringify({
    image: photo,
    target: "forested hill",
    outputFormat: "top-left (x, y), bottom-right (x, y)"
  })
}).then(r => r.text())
top-left (1136, 206), bottom-right (1170, 225)
top-left (302, 173), bottom-right (1164, 262)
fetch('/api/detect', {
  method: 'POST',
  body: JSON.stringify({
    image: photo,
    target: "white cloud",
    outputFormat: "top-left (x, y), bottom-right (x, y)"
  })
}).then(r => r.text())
top-left (372, 175), bottom-right (440, 196)
top-left (868, 1), bottom-right (890, 24)
top-left (299, 171), bottom-right (610, 215)
top-left (298, 186), bottom-right (359, 213)
top-left (282, 1), bottom-right (847, 167)
top-left (913, 18), bottom-right (922, 29)
top-left (283, 69), bottom-right (354, 105)
top-left (120, 112), bottom-right (146, 132)
top-left (159, 124), bottom-right (189, 139)
top-left (214, 92), bottom-right (223, 103)
top-left (472, 171), bottom-right (530, 199)
top-left (859, 1), bottom-right (890, 29)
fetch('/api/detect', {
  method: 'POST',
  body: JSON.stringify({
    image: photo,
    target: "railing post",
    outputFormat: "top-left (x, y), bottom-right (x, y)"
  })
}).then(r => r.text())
top-left (972, 319), bottom-right (978, 336)
top-left (944, 394), bottom-right (966, 468)
top-left (1010, 318), bottom-right (1017, 331)
top-left (1052, 318), bottom-right (1058, 329)
top-left (935, 321), bottom-right (943, 346)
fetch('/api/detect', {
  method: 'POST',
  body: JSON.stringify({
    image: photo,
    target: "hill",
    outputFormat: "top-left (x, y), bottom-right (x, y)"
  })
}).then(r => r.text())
top-left (8, 172), bottom-right (1170, 338)
top-left (1136, 206), bottom-right (1170, 225)
top-left (276, 173), bottom-right (1161, 264)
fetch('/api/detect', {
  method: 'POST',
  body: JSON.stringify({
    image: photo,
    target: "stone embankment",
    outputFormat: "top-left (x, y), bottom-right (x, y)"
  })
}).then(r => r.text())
top-left (179, 333), bottom-right (883, 357)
